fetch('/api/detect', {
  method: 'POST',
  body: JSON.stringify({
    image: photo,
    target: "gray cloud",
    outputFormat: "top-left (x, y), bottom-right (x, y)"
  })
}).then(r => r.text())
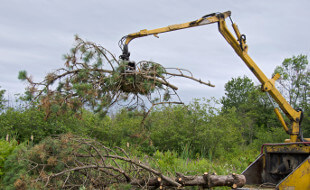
top-left (0, 0), bottom-right (309, 104)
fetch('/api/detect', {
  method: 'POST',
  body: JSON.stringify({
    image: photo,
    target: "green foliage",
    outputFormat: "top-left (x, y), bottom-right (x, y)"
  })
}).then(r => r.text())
top-left (1, 143), bottom-right (29, 190)
top-left (0, 107), bottom-right (109, 144)
top-left (153, 150), bottom-right (178, 172)
top-left (0, 139), bottom-right (18, 177)
top-left (302, 109), bottom-right (310, 137)
top-left (0, 87), bottom-right (288, 164)
top-left (1, 134), bottom-right (158, 189)
top-left (103, 109), bottom-right (156, 153)
top-left (274, 54), bottom-right (309, 109)
top-left (17, 70), bottom-right (27, 81)
top-left (107, 183), bottom-right (132, 190)
top-left (0, 94), bottom-right (290, 189)
top-left (250, 127), bottom-right (287, 150)
top-left (0, 93), bottom-right (284, 162)
top-left (151, 149), bottom-right (258, 176)
top-left (147, 98), bottom-right (244, 159)
top-left (273, 54), bottom-right (310, 136)
top-left (0, 108), bottom-right (48, 143)
top-left (1, 135), bottom-right (81, 189)
top-left (0, 94), bottom-right (267, 164)
top-left (220, 76), bottom-right (280, 144)
top-left (0, 86), bottom-right (6, 111)
top-left (221, 76), bottom-right (255, 111)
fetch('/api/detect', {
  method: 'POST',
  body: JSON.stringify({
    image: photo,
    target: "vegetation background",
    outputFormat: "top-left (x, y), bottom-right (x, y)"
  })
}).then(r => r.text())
top-left (0, 54), bottom-right (309, 189)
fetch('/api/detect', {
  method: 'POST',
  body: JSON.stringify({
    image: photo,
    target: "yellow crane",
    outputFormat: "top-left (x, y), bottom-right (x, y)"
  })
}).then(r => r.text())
top-left (119, 11), bottom-right (310, 189)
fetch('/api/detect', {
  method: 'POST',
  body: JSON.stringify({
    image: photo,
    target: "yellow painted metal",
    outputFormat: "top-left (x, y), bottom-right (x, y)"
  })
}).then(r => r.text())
top-left (277, 156), bottom-right (310, 190)
top-left (285, 138), bottom-right (310, 143)
top-left (232, 23), bottom-right (241, 39)
top-left (265, 145), bottom-right (310, 154)
top-left (216, 14), bottom-right (302, 142)
top-left (122, 11), bottom-right (304, 143)
top-left (124, 11), bottom-right (231, 45)
top-left (274, 108), bottom-right (289, 134)
top-left (262, 73), bottom-right (280, 93)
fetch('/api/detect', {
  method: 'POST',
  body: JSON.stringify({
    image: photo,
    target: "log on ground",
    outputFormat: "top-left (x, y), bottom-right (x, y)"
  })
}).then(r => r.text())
top-left (131, 172), bottom-right (246, 189)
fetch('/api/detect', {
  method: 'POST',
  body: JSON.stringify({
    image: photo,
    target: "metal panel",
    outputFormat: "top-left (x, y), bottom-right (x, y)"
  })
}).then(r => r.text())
top-left (242, 154), bottom-right (265, 185)
top-left (277, 156), bottom-right (310, 190)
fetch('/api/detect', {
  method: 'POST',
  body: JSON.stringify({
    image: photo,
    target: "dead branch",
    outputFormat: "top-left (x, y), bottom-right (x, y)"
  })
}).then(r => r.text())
top-left (103, 154), bottom-right (182, 187)
top-left (15, 135), bottom-right (245, 189)
top-left (165, 71), bottom-right (215, 87)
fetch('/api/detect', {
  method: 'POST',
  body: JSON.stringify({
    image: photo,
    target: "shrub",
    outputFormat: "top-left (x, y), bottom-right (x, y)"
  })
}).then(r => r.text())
top-left (0, 139), bottom-right (18, 177)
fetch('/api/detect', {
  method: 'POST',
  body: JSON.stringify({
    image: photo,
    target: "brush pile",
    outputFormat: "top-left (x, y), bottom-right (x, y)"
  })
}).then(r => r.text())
top-left (3, 134), bottom-right (245, 189)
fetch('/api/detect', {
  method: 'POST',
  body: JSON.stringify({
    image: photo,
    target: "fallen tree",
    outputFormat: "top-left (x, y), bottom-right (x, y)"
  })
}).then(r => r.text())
top-left (132, 173), bottom-right (245, 189)
top-left (3, 134), bottom-right (245, 189)
top-left (18, 36), bottom-right (214, 121)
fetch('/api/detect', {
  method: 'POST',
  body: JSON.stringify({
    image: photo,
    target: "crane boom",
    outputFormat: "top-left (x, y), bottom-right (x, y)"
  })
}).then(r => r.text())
top-left (119, 11), bottom-right (304, 143)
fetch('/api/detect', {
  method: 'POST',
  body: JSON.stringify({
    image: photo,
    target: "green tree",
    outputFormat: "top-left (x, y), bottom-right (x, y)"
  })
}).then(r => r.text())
top-left (0, 86), bottom-right (6, 111)
top-left (0, 106), bottom-right (109, 143)
top-left (220, 76), bottom-right (279, 144)
top-left (273, 54), bottom-right (310, 109)
top-left (221, 76), bottom-right (255, 112)
top-left (148, 98), bottom-right (244, 159)
top-left (273, 54), bottom-right (310, 136)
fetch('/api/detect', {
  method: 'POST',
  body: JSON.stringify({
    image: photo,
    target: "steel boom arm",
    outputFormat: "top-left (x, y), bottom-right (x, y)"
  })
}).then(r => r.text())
top-left (120, 11), bottom-right (303, 142)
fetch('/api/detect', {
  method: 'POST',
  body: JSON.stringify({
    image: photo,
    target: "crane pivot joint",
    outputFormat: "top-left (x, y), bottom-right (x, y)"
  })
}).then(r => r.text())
top-left (262, 73), bottom-right (280, 92)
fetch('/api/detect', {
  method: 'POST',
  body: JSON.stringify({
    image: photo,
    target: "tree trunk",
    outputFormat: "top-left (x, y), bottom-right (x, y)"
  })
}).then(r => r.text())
top-left (131, 172), bottom-right (246, 189)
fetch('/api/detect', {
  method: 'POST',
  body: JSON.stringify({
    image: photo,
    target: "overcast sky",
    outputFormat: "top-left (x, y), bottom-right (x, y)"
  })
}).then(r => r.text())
top-left (1, 0), bottom-right (309, 104)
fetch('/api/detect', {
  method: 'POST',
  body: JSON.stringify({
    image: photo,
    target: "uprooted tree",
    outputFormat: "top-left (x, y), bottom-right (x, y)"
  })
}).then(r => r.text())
top-left (3, 134), bottom-right (245, 189)
top-left (18, 36), bottom-right (214, 121)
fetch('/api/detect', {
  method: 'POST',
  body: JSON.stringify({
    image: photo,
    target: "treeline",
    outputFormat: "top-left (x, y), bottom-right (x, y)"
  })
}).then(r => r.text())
top-left (0, 85), bottom-right (289, 158)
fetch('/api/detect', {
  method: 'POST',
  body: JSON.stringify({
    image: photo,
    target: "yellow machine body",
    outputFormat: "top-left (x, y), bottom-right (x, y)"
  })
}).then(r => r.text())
top-left (119, 11), bottom-right (310, 189)
top-left (242, 143), bottom-right (310, 189)
top-left (277, 155), bottom-right (310, 190)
